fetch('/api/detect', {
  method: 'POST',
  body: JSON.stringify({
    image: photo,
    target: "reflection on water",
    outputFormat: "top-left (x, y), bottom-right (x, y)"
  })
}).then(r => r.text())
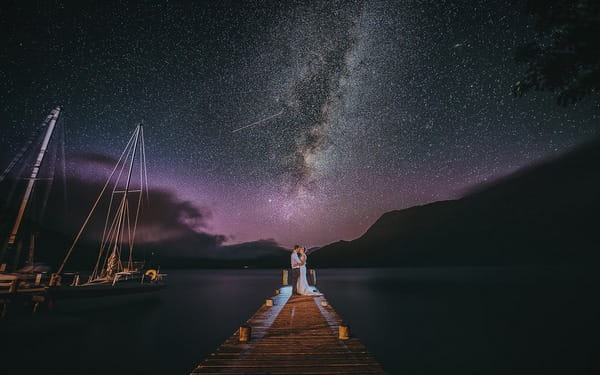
top-left (1, 267), bottom-right (598, 375)
top-left (317, 267), bottom-right (600, 375)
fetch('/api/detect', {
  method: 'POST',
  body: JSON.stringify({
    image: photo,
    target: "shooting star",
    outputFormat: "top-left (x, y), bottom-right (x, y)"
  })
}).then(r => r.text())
top-left (232, 109), bottom-right (284, 133)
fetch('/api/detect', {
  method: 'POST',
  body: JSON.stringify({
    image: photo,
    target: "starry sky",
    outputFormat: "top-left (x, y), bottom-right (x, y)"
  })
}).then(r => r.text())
top-left (1, 0), bottom-right (599, 249)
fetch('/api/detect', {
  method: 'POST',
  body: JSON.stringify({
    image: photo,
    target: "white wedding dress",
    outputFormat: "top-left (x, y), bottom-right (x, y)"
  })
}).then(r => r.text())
top-left (297, 253), bottom-right (322, 296)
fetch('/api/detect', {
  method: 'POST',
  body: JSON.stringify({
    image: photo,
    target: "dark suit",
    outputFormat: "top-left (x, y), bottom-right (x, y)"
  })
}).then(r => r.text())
top-left (291, 252), bottom-right (301, 295)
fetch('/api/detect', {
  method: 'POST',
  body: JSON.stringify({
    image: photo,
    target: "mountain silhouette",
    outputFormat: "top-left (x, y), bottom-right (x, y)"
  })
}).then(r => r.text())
top-left (311, 138), bottom-right (600, 267)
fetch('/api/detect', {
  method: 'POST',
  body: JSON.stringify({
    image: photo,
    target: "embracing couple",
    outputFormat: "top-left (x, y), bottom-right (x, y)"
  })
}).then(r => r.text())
top-left (290, 245), bottom-right (322, 296)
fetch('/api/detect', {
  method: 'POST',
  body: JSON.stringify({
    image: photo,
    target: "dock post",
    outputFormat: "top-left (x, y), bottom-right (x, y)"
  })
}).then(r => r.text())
top-left (8, 278), bottom-right (17, 293)
top-left (309, 269), bottom-right (317, 285)
top-left (71, 274), bottom-right (80, 286)
top-left (31, 295), bottom-right (45, 314)
top-left (282, 269), bottom-right (289, 285)
top-left (265, 298), bottom-right (273, 307)
top-left (338, 323), bottom-right (350, 340)
top-left (239, 324), bottom-right (251, 342)
top-left (49, 273), bottom-right (61, 286)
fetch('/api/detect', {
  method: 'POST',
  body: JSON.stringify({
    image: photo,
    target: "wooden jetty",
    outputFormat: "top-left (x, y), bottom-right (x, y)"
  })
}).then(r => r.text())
top-left (191, 270), bottom-right (387, 374)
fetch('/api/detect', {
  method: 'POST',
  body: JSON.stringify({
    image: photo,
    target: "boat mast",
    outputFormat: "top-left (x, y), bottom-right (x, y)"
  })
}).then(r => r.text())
top-left (1, 106), bottom-right (61, 271)
top-left (106, 125), bottom-right (141, 277)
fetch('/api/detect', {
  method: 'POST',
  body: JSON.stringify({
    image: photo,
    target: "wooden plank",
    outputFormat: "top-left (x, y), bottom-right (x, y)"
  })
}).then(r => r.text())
top-left (190, 284), bottom-right (387, 374)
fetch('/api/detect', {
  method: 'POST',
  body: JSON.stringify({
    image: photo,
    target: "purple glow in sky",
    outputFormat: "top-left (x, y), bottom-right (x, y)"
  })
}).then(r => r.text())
top-left (1, 1), bottom-right (599, 249)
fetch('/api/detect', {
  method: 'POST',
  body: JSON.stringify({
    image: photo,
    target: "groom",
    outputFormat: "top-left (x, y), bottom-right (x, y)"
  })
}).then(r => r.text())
top-left (290, 245), bottom-right (302, 295)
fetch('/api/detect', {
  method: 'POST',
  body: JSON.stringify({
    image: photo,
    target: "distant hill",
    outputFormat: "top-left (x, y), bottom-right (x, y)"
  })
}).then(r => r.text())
top-left (148, 238), bottom-right (291, 269)
top-left (310, 138), bottom-right (600, 267)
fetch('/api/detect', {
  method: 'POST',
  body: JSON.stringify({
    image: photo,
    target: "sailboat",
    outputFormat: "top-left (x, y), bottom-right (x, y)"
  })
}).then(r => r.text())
top-left (0, 107), bottom-right (63, 315)
top-left (47, 124), bottom-right (166, 310)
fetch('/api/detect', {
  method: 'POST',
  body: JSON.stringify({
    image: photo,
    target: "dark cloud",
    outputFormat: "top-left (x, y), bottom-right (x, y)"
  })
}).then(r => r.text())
top-left (143, 232), bottom-right (227, 259)
top-left (216, 239), bottom-right (288, 260)
top-left (43, 153), bottom-right (227, 252)
top-left (145, 237), bottom-right (288, 261)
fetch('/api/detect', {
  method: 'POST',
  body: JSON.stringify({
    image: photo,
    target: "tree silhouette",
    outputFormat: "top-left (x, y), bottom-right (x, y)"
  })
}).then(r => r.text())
top-left (514, 0), bottom-right (600, 105)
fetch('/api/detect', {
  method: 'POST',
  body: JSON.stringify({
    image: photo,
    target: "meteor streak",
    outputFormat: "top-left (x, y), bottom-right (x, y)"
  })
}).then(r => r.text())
top-left (232, 109), bottom-right (284, 133)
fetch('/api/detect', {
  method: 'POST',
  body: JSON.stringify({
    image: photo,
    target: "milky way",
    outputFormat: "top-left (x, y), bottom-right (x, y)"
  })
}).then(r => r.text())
top-left (1, 0), bottom-right (599, 248)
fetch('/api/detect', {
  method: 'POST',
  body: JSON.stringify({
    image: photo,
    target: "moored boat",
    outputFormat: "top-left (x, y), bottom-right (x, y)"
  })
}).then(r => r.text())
top-left (47, 124), bottom-right (167, 311)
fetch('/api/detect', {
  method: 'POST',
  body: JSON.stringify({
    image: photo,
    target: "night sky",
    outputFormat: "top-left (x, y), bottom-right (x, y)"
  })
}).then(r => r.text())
top-left (1, 0), bottom-right (599, 249)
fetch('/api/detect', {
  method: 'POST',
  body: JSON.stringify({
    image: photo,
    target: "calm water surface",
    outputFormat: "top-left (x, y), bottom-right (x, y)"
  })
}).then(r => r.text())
top-left (1, 267), bottom-right (598, 375)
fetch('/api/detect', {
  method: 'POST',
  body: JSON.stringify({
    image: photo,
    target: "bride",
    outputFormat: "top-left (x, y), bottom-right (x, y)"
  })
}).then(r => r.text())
top-left (297, 247), bottom-right (322, 296)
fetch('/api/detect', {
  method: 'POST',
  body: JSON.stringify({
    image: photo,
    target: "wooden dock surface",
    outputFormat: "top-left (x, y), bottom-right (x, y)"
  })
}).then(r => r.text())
top-left (191, 285), bottom-right (387, 374)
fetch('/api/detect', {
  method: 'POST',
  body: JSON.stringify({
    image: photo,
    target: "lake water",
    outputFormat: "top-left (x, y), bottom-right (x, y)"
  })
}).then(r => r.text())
top-left (1, 267), bottom-right (598, 374)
